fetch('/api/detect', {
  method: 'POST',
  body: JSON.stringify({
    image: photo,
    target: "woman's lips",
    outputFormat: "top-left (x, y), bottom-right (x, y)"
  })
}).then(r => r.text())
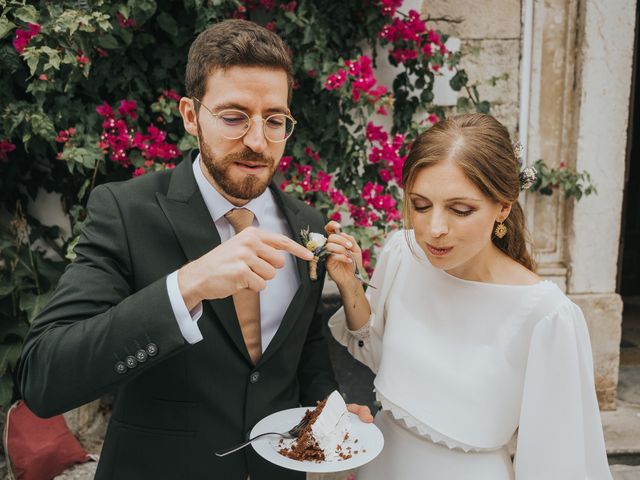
top-left (426, 243), bottom-right (453, 256)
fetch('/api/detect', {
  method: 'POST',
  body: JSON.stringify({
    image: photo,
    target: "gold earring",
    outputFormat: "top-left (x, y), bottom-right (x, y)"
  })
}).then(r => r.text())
top-left (494, 222), bottom-right (507, 239)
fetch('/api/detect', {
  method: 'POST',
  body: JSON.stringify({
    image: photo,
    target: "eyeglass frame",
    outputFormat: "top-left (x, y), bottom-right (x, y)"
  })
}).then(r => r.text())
top-left (192, 97), bottom-right (297, 143)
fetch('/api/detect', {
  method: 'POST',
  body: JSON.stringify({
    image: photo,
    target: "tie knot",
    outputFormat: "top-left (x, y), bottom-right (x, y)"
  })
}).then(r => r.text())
top-left (225, 208), bottom-right (255, 233)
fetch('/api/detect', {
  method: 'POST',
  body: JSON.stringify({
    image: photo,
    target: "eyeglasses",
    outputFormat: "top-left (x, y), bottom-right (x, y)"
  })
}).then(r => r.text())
top-left (192, 97), bottom-right (297, 143)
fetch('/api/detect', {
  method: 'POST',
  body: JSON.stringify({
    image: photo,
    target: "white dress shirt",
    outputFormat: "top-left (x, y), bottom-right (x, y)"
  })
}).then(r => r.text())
top-left (166, 156), bottom-right (301, 349)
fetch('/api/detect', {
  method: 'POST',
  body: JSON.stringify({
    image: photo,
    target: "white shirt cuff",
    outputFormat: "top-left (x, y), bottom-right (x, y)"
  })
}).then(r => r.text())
top-left (347, 319), bottom-right (371, 340)
top-left (166, 270), bottom-right (203, 344)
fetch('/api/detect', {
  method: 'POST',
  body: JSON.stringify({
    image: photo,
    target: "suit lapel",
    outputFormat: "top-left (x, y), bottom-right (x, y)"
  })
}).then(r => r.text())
top-left (156, 157), bottom-right (252, 364)
top-left (259, 185), bottom-right (313, 364)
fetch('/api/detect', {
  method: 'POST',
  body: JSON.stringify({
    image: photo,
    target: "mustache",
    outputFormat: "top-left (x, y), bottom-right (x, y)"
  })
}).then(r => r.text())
top-left (224, 149), bottom-right (274, 167)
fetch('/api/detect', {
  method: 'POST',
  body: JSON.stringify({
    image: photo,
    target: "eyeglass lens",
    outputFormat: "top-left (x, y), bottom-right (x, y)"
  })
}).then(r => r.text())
top-left (217, 110), bottom-right (294, 142)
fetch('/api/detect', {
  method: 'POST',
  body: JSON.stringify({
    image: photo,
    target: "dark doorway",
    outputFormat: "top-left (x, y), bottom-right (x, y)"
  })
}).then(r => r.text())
top-left (617, 0), bottom-right (640, 406)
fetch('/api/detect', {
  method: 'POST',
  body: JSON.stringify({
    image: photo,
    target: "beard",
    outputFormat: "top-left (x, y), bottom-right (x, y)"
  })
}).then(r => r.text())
top-left (197, 123), bottom-right (277, 201)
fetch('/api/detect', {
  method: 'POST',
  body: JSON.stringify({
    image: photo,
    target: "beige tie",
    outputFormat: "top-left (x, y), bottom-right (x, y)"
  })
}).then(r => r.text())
top-left (225, 208), bottom-right (262, 364)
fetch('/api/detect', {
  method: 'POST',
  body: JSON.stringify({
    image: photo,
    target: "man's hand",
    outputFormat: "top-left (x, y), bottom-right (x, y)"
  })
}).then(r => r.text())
top-left (347, 403), bottom-right (374, 423)
top-left (178, 227), bottom-right (313, 310)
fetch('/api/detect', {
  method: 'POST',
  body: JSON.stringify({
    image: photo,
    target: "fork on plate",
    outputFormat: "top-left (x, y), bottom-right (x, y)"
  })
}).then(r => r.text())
top-left (214, 414), bottom-right (310, 457)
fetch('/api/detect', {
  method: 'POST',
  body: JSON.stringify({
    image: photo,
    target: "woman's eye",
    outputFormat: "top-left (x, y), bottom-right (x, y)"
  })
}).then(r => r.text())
top-left (451, 207), bottom-right (473, 217)
top-left (412, 203), bottom-right (431, 212)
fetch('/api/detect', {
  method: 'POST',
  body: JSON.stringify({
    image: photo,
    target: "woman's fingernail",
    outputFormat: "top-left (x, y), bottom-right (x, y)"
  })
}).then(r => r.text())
top-left (348, 257), bottom-right (353, 263)
top-left (346, 241), bottom-right (353, 248)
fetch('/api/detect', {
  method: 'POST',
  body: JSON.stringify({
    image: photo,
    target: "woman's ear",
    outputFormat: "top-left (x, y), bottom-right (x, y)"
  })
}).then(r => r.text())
top-left (497, 203), bottom-right (512, 222)
top-left (179, 97), bottom-right (199, 137)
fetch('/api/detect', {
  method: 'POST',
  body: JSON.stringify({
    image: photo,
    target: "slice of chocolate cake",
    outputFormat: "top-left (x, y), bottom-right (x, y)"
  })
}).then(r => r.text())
top-left (279, 390), bottom-right (351, 462)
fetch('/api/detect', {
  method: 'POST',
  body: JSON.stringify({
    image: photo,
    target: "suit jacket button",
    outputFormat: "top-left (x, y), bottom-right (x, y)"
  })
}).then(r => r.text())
top-left (125, 355), bottom-right (138, 369)
top-left (135, 349), bottom-right (148, 363)
top-left (249, 372), bottom-right (260, 384)
top-left (146, 343), bottom-right (158, 356)
top-left (115, 361), bottom-right (127, 374)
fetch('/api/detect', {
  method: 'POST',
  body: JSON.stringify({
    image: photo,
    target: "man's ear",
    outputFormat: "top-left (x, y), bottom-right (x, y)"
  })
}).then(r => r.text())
top-left (179, 97), bottom-right (199, 137)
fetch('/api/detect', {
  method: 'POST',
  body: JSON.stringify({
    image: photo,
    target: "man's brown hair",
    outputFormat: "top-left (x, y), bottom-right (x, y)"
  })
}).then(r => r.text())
top-left (185, 19), bottom-right (294, 105)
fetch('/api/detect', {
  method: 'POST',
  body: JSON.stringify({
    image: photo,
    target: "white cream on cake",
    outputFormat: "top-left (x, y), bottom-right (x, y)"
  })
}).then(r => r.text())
top-left (310, 390), bottom-right (351, 459)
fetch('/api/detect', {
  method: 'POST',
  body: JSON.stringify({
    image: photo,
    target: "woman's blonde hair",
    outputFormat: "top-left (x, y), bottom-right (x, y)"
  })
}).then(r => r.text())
top-left (402, 113), bottom-right (536, 271)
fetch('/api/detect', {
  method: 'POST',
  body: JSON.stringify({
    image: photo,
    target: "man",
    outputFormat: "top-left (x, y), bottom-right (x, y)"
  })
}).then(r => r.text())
top-left (17, 19), bottom-right (371, 480)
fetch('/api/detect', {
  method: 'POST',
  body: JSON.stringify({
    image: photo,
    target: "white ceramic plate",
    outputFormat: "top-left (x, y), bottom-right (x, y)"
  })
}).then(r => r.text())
top-left (250, 406), bottom-right (384, 473)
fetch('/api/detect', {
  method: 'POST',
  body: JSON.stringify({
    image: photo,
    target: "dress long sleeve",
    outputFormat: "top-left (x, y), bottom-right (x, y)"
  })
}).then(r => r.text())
top-left (514, 301), bottom-right (612, 480)
top-left (328, 230), bottom-right (404, 373)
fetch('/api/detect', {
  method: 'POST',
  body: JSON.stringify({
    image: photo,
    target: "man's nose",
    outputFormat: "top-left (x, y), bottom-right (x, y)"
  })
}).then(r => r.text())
top-left (242, 117), bottom-right (267, 153)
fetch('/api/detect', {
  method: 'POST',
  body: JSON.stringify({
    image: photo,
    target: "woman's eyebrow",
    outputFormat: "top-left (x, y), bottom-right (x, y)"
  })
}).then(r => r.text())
top-left (409, 192), bottom-right (482, 202)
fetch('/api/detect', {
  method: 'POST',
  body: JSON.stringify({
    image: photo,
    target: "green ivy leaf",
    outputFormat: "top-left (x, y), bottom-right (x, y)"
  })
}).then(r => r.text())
top-left (449, 69), bottom-right (468, 91)
top-left (97, 34), bottom-right (119, 49)
top-left (456, 96), bottom-right (471, 112)
top-left (475, 100), bottom-right (490, 114)
top-left (13, 5), bottom-right (39, 24)
top-left (0, 373), bottom-right (15, 410)
top-left (19, 291), bottom-right (52, 324)
top-left (0, 18), bottom-right (16, 39)
top-left (0, 341), bottom-right (22, 375)
top-left (156, 12), bottom-right (178, 37)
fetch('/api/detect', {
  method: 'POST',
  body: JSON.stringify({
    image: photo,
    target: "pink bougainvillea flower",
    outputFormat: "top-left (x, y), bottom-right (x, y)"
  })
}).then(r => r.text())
top-left (13, 23), bottom-right (41, 54)
top-left (0, 139), bottom-right (17, 162)
top-left (379, 0), bottom-right (403, 17)
top-left (324, 70), bottom-right (347, 90)
top-left (54, 128), bottom-right (76, 144)
top-left (304, 147), bottom-right (320, 161)
top-left (366, 122), bottom-right (388, 143)
top-left (278, 155), bottom-right (293, 171)
top-left (329, 211), bottom-right (342, 222)
top-left (133, 167), bottom-right (146, 177)
top-left (259, 0), bottom-right (276, 10)
top-left (96, 102), bottom-right (114, 118)
top-left (329, 188), bottom-right (348, 206)
top-left (162, 89), bottom-right (181, 101)
top-left (76, 54), bottom-right (89, 67)
top-left (280, 1), bottom-right (297, 12)
top-left (116, 13), bottom-right (136, 29)
top-left (118, 100), bottom-right (138, 120)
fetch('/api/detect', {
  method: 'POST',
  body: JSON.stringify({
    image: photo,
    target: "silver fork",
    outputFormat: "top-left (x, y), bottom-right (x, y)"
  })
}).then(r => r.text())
top-left (214, 414), bottom-right (310, 457)
top-left (347, 250), bottom-right (376, 289)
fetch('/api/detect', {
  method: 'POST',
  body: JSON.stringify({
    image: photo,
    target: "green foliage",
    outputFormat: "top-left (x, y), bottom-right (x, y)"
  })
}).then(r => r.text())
top-left (529, 159), bottom-right (597, 200)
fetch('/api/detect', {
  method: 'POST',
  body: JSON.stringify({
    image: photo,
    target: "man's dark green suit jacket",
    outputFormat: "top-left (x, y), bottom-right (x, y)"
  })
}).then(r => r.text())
top-left (16, 156), bottom-right (338, 479)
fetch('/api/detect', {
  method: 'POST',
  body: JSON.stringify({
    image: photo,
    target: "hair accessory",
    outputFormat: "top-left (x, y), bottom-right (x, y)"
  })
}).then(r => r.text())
top-left (512, 141), bottom-right (524, 164)
top-left (519, 166), bottom-right (538, 191)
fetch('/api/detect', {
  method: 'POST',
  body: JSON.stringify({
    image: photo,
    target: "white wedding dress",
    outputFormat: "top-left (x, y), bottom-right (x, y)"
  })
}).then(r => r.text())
top-left (329, 230), bottom-right (612, 480)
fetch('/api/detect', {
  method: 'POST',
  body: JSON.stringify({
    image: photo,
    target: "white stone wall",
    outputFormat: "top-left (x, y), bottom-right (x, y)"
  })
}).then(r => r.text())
top-left (423, 0), bottom-right (522, 134)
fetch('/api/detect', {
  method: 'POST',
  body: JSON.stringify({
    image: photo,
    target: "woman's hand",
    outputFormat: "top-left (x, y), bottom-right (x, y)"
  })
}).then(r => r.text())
top-left (324, 221), bottom-right (364, 289)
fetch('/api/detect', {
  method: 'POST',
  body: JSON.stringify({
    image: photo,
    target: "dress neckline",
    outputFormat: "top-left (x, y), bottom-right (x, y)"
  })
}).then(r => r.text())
top-left (406, 232), bottom-right (553, 289)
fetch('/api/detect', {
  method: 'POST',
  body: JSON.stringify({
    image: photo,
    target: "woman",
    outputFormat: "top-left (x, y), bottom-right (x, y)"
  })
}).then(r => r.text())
top-left (325, 114), bottom-right (612, 479)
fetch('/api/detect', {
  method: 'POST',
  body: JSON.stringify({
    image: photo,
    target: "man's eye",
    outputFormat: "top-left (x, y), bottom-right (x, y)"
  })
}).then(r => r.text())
top-left (266, 117), bottom-right (285, 128)
top-left (220, 116), bottom-right (247, 126)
